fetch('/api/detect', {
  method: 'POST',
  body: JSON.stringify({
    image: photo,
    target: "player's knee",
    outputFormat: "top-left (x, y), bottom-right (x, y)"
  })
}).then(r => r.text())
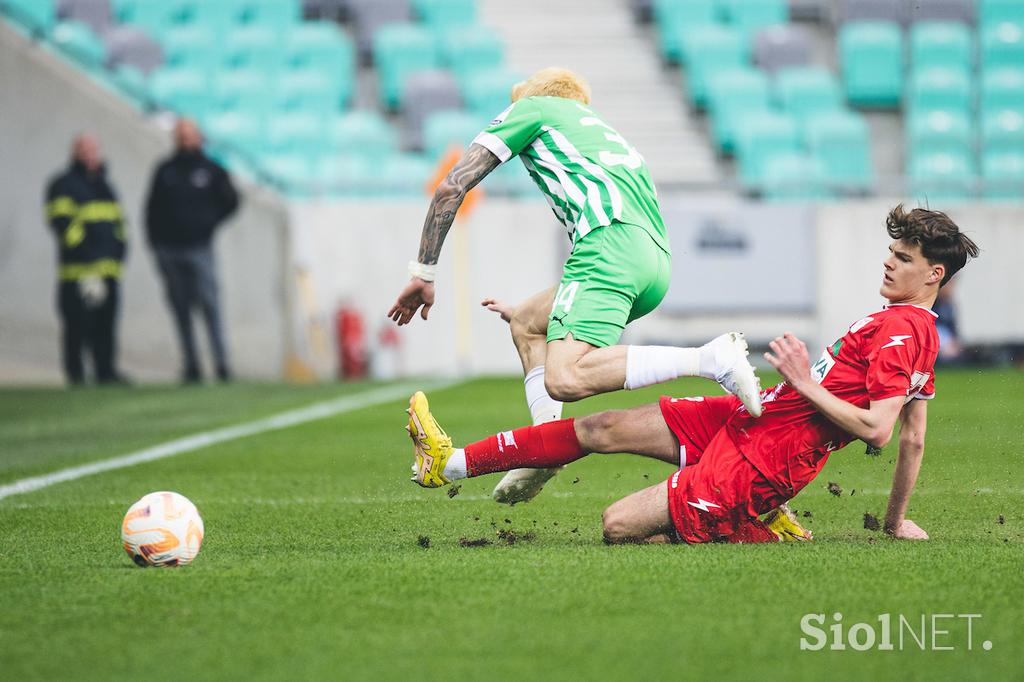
top-left (576, 411), bottom-right (621, 453)
top-left (544, 366), bottom-right (587, 402)
top-left (602, 505), bottom-right (641, 544)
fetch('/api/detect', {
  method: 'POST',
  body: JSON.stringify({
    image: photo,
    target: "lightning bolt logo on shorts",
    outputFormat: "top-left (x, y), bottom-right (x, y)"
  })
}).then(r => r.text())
top-left (687, 497), bottom-right (721, 512)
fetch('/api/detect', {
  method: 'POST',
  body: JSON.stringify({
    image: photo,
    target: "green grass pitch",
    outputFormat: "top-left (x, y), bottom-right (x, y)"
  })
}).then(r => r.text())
top-left (0, 372), bottom-right (1021, 680)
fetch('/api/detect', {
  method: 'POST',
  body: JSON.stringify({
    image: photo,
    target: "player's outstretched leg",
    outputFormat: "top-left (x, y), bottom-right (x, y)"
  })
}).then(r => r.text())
top-left (407, 391), bottom-right (455, 488)
top-left (701, 332), bottom-right (763, 418)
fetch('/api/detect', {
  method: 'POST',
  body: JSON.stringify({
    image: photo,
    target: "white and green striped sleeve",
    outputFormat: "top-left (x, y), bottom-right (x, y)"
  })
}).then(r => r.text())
top-left (471, 99), bottom-right (543, 163)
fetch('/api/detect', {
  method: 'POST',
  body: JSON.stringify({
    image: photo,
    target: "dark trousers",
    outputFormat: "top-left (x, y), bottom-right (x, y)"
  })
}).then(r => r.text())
top-left (58, 278), bottom-right (120, 384)
top-left (154, 245), bottom-right (229, 378)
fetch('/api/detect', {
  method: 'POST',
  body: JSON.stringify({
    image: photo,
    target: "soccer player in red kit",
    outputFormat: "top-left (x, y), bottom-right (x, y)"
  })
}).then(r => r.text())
top-left (405, 206), bottom-right (979, 543)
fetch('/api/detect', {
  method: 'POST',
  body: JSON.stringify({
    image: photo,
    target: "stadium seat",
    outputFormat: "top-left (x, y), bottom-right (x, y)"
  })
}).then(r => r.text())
top-left (349, 0), bottom-right (412, 60)
top-left (982, 151), bottom-right (1024, 198)
top-left (761, 152), bottom-right (831, 201)
top-left (55, 0), bottom-right (112, 34)
top-left (720, 0), bottom-right (788, 38)
top-left (112, 0), bottom-right (171, 34)
top-left (906, 0), bottom-right (976, 25)
top-left (683, 24), bottom-right (749, 108)
top-left (284, 22), bottom-right (355, 75)
top-left (51, 21), bottom-right (106, 70)
top-left (213, 69), bottom-right (275, 119)
top-left (318, 156), bottom-right (375, 197)
top-left (423, 109), bottom-right (484, 159)
top-left (439, 29), bottom-right (504, 81)
top-left (234, 0), bottom-right (302, 27)
top-left (148, 66), bottom-right (212, 116)
top-left (413, 0), bottom-right (476, 28)
top-left (653, 0), bottom-right (720, 63)
top-left (260, 153), bottom-right (316, 194)
top-left (839, 0), bottom-right (905, 24)
top-left (980, 67), bottom-right (1024, 111)
top-left (276, 68), bottom-right (349, 115)
top-left (223, 25), bottom-right (284, 74)
top-left (907, 66), bottom-right (974, 116)
top-left (805, 108), bottom-right (874, 193)
top-left (1, 0), bottom-right (57, 34)
top-left (460, 67), bottom-right (521, 117)
top-left (839, 21), bottom-right (903, 107)
top-left (403, 70), bottom-right (462, 150)
top-left (159, 25), bottom-right (219, 70)
top-left (706, 67), bottom-right (772, 153)
top-left (981, 109), bottom-right (1024, 156)
top-left (373, 23), bottom-right (440, 109)
top-left (979, 0), bottom-right (1024, 28)
top-left (204, 110), bottom-right (265, 154)
top-left (487, 158), bottom-right (538, 197)
top-left (981, 21), bottom-right (1024, 69)
top-left (267, 111), bottom-right (326, 158)
top-left (775, 67), bottom-right (843, 124)
top-left (374, 153), bottom-right (433, 196)
top-left (910, 22), bottom-right (974, 71)
top-left (734, 110), bottom-right (800, 189)
top-left (326, 110), bottom-right (399, 160)
top-left (111, 63), bottom-right (149, 107)
top-left (752, 24), bottom-right (812, 73)
top-left (907, 109), bottom-right (973, 162)
top-left (103, 24), bottom-right (163, 75)
top-left (909, 151), bottom-right (976, 201)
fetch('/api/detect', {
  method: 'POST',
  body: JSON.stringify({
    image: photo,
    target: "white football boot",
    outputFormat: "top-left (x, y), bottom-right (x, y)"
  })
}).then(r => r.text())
top-left (705, 332), bottom-right (763, 417)
top-left (491, 466), bottom-right (562, 505)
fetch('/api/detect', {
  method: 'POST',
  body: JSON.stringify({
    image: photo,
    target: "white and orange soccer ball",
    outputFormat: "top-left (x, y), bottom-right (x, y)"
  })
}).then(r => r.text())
top-left (121, 491), bottom-right (204, 567)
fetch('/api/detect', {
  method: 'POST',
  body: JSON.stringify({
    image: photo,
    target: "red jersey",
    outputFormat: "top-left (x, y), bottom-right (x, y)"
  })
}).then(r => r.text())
top-left (726, 304), bottom-right (940, 496)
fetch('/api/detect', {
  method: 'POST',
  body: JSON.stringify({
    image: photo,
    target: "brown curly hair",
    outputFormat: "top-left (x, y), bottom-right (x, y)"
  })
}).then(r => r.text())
top-left (886, 205), bottom-right (979, 286)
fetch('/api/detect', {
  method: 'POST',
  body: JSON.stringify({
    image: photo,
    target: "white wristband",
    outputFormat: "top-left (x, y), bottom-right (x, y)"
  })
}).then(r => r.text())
top-left (408, 260), bottom-right (437, 282)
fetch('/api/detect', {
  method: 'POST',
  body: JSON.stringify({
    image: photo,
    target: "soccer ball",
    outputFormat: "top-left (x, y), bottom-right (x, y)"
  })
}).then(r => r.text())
top-left (121, 491), bottom-right (204, 567)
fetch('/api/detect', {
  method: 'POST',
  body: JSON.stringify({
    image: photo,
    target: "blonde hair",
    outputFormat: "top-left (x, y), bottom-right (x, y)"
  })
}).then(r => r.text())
top-left (511, 67), bottom-right (591, 104)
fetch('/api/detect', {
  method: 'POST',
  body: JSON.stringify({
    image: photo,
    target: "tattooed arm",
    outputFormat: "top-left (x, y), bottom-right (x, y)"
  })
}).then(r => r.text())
top-left (387, 144), bottom-right (501, 325)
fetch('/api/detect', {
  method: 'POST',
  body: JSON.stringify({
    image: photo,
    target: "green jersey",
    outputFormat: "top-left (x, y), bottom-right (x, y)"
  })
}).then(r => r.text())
top-left (472, 96), bottom-right (670, 253)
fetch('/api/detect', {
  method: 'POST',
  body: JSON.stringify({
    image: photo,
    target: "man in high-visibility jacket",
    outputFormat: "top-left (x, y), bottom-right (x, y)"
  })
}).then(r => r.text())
top-left (44, 134), bottom-right (128, 385)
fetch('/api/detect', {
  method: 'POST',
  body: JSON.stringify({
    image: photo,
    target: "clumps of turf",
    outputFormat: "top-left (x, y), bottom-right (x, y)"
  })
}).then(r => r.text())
top-left (998, 515), bottom-right (1005, 525)
top-left (459, 537), bottom-right (491, 548)
top-left (417, 535), bottom-right (431, 549)
top-left (863, 513), bottom-right (881, 532)
top-left (827, 481), bottom-right (843, 497)
top-left (497, 529), bottom-right (536, 545)
top-left (802, 510), bottom-right (813, 518)
top-left (446, 484), bottom-right (461, 499)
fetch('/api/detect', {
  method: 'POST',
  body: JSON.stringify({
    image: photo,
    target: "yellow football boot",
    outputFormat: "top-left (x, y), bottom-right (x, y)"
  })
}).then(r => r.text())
top-left (763, 504), bottom-right (813, 542)
top-left (406, 391), bottom-right (453, 488)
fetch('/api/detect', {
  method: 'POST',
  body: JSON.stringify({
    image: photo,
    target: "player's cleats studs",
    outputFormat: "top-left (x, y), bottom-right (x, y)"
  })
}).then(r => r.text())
top-left (492, 467), bottom-right (562, 505)
top-left (763, 504), bottom-right (813, 542)
top-left (708, 332), bottom-right (763, 418)
top-left (406, 391), bottom-right (453, 488)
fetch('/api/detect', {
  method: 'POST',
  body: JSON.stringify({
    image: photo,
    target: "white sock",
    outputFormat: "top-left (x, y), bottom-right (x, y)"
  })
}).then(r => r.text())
top-left (443, 448), bottom-right (467, 480)
top-left (524, 365), bottom-right (563, 425)
top-left (624, 344), bottom-right (718, 390)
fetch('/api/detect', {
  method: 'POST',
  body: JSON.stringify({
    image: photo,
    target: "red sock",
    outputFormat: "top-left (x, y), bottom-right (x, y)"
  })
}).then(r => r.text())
top-left (464, 418), bottom-right (584, 477)
top-left (726, 519), bottom-right (779, 544)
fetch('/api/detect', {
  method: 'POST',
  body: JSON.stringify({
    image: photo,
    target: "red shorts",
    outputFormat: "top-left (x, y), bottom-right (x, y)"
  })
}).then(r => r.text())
top-left (659, 395), bottom-right (785, 544)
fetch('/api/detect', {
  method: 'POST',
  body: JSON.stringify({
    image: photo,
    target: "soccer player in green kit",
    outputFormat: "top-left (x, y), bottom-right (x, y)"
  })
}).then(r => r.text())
top-left (388, 68), bottom-right (764, 505)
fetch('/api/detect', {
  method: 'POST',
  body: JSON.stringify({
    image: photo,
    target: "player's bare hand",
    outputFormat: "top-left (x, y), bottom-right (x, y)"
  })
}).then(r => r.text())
top-left (764, 332), bottom-right (812, 388)
top-left (387, 279), bottom-right (435, 326)
top-left (481, 297), bottom-right (514, 323)
top-left (887, 518), bottom-right (929, 540)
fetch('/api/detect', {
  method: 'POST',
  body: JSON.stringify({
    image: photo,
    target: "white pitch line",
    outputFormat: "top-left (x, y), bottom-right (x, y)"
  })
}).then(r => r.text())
top-left (0, 379), bottom-right (460, 503)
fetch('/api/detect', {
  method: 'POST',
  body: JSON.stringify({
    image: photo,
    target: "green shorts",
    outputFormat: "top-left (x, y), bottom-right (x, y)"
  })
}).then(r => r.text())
top-left (547, 222), bottom-right (672, 348)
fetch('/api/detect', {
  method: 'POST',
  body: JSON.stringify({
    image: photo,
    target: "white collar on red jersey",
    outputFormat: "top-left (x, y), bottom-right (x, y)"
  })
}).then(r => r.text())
top-left (883, 303), bottom-right (939, 318)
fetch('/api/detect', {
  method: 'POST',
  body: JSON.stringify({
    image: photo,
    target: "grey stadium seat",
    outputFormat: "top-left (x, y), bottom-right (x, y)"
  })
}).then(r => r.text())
top-left (303, 0), bottom-right (353, 21)
top-left (907, 0), bottom-right (975, 25)
top-left (840, 0), bottom-right (906, 24)
top-left (753, 25), bottom-right (812, 73)
top-left (56, 0), bottom-right (113, 34)
top-left (402, 70), bottom-right (462, 150)
top-left (348, 0), bottom-right (411, 61)
top-left (104, 25), bottom-right (163, 75)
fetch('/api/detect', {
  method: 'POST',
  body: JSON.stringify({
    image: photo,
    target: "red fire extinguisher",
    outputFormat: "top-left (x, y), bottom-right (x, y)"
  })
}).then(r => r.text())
top-left (335, 305), bottom-right (367, 380)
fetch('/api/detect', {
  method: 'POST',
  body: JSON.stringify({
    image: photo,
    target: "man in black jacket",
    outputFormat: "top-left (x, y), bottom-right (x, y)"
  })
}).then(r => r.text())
top-left (146, 118), bottom-right (240, 383)
top-left (45, 134), bottom-right (128, 385)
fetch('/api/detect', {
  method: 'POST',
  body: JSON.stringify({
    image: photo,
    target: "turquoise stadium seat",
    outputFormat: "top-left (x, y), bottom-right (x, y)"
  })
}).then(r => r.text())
top-left (461, 67), bottom-right (521, 117)
top-left (149, 67), bottom-right (212, 116)
top-left (51, 21), bottom-right (106, 70)
top-left (734, 110), bottom-right (800, 189)
top-left (374, 154), bottom-right (434, 197)
top-left (414, 0), bottom-right (477, 28)
top-left (839, 21), bottom-right (903, 108)
top-left (981, 21), bottom-right (1024, 69)
top-left (980, 0), bottom-right (1024, 28)
top-left (720, 0), bottom-right (787, 38)
top-left (439, 28), bottom-right (504, 81)
top-left (684, 24), bottom-right (749, 108)
top-left (224, 25), bottom-right (284, 74)
top-left (982, 109), bottom-right (1024, 156)
top-left (373, 24), bottom-right (440, 109)
top-left (806, 109), bottom-right (874, 193)
top-left (276, 68), bottom-right (349, 115)
top-left (260, 153), bottom-right (315, 194)
top-left (2, 0), bottom-right (56, 33)
top-left (424, 109), bottom-right (484, 159)
top-left (203, 111), bottom-right (265, 157)
top-left (706, 67), bottom-right (771, 153)
top-left (284, 23), bottom-right (354, 74)
top-left (982, 152), bottom-right (1024, 199)
top-left (910, 151), bottom-right (976, 202)
top-left (980, 66), bottom-right (1024, 111)
top-left (488, 159), bottom-right (538, 197)
top-left (910, 22), bottom-right (973, 72)
top-left (907, 109), bottom-right (973, 163)
top-left (907, 66), bottom-right (973, 116)
top-left (326, 111), bottom-right (399, 160)
top-left (234, 0), bottom-right (301, 27)
top-left (654, 0), bottom-right (720, 64)
top-left (159, 25), bottom-right (219, 70)
top-left (214, 69), bottom-right (275, 118)
top-left (267, 111), bottom-right (325, 157)
top-left (775, 67), bottom-right (843, 125)
top-left (113, 0), bottom-right (176, 36)
top-left (762, 152), bottom-right (831, 201)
